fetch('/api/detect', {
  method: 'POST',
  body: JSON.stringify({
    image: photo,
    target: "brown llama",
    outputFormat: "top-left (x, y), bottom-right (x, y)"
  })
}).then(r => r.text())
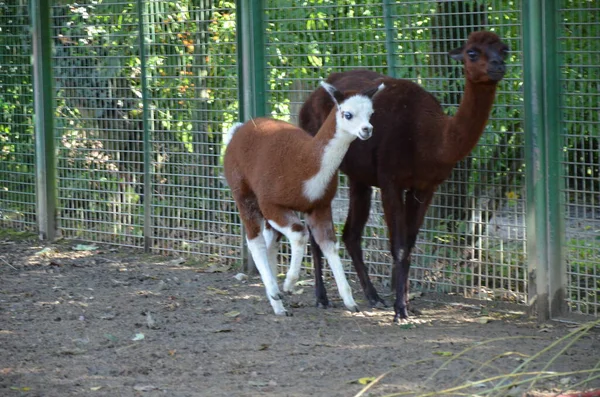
top-left (298, 31), bottom-right (509, 322)
top-left (224, 81), bottom-right (384, 316)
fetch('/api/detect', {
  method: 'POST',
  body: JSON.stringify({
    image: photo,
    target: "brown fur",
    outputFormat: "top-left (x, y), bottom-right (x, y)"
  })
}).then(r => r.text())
top-left (298, 31), bottom-right (509, 321)
top-left (224, 113), bottom-right (339, 240)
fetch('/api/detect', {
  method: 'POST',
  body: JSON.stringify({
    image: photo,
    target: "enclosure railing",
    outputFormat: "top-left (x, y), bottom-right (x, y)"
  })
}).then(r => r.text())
top-left (0, 0), bottom-right (598, 319)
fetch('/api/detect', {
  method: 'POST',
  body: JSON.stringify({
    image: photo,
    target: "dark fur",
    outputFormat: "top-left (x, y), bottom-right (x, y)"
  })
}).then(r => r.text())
top-left (298, 31), bottom-right (509, 321)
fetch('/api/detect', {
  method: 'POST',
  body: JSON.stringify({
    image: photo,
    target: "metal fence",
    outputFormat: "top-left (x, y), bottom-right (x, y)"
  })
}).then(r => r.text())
top-left (0, 0), bottom-right (598, 319)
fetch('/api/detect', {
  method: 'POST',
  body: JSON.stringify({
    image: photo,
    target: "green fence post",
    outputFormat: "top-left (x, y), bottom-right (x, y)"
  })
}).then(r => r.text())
top-left (237, 0), bottom-right (266, 120)
top-left (523, 0), bottom-right (565, 320)
top-left (31, 0), bottom-right (56, 241)
top-left (236, 0), bottom-right (267, 273)
top-left (382, 0), bottom-right (397, 78)
top-left (137, 0), bottom-right (152, 252)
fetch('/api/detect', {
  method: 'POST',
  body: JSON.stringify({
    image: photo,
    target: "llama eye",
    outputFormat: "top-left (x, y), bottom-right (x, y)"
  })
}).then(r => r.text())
top-left (343, 112), bottom-right (353, 120)
top-left (467, 50), bottom-right (478, 61)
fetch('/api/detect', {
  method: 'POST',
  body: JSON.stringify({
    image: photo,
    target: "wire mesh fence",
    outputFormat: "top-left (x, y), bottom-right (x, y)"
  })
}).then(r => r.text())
top-left (263, 0), bottom-right (527, 305)
top-left (559, 0), bottom-right (600, 316)
top-left (0, 0), bottom-right (598, 317)
top-left (0, 1), bottom-right (36, 231)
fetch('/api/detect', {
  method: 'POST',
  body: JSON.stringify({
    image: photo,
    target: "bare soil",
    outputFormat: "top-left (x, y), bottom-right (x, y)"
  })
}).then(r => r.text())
top-left (1, 235), bottom-right (599, 397)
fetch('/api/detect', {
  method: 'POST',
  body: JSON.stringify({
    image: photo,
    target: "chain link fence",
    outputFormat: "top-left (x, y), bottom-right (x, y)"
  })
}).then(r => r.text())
top-left (559, 0), bottom-right (600, 316)
top-left (0, 0), bottom-right (598, 317)
top-left (0, 1), bottom-right (36, 231)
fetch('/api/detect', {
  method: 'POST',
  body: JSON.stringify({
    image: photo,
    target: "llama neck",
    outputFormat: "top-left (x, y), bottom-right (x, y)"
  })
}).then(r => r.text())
top-left (442, 80), bottom-right (498, 164)
top-left (303, 110), bottom-right (354, 202)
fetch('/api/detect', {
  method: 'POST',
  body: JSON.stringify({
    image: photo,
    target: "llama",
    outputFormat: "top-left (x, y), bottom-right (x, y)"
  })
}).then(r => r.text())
top-left (298, 31), bottom-right (509, 322)
top-left (224, 81), bottom-right (384, 316)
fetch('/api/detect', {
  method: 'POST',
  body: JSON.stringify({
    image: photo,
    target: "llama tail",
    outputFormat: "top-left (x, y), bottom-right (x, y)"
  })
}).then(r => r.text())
top-left (223, 122), bottom-right (244, 146)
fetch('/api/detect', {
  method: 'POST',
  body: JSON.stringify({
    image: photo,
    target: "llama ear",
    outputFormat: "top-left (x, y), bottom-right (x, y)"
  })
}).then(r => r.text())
top-left (361, 83), bottom-right (385, 99)
top-left (449, 46), bottom-right (465, 62)
top-left (320, 81), bottom-right (344, 107)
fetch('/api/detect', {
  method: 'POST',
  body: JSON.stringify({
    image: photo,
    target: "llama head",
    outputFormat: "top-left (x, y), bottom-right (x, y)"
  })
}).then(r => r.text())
top-left (449, 31), bottom-right (509, 84)
top-left (320, 81), bottom-right (384, 141)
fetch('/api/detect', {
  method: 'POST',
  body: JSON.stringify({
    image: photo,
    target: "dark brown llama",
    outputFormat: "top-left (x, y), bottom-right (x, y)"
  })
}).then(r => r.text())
top-left (224, 82), bottom-right (384, 316)
top-left (298, 31), bottom-right (509, 322)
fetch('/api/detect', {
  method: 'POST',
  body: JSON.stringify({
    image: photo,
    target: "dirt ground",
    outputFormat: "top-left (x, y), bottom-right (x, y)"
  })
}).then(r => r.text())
top-left (1, 235), bottom-right (599, 397)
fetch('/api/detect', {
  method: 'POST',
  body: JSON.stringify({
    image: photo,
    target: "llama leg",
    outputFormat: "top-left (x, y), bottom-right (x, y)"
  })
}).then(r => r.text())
top-left (308, 228), bottom-right (329, 308)
top-left (402, 189), bottom-right (435, 316)
top-left (246, 233), bottom-right (288, 316)
top-left (263, 223), bottom-right (282, 278)
top-left (308, 208), bottom-right (359, 312)
top-left (381, 186), bottom-right (410, 322)
top-left (262, 209), bottom-right (308, 295)
top-left (342, 181), bottom-right (386, 307)
top-left (232, 192), bottom-right (287, 316)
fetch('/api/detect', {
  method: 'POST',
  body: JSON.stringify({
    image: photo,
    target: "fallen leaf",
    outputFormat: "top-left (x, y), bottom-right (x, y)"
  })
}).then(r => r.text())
top-left (72, 244), bottom-right (99, 251)
top-left (433, 351), bottom-right (454, 357)
top-left (477, 316), bottom-right (493, 324)
top-left (399, 323), bottom-right (415, 330)
top-left (133, 385), bottom-right (158, 392)
top-left (258, 344), bottom-right (269, 351)
top-left (132, 333), bottom-right (145, 341)
top-left (146, 312), bottom-right (157, 329)
top-left (224, 310), bottom-right (240, 318)
top-left (164, 258), bottom-right (185, 266)
top-left (104, 334), bottom-right (118, 342)
top-left (233, 273), bottom-right (248, 281)
top-left (203, 264), bottom-right (230, 273)
top-left (248, 380), bottom-right (270, 387)
top-left (10, 386), bottom-right (31, 391)
top-left (35, 247), bottom-right (54, 256)
top-left (207, 286), bottom-right (229, 295)
top-left (213, 328), bottom-right (232, 333)
top-left (349, 377), bottom-right (377, 385)
top-left (90, 386), bottom-right (103, 391)
top-left (295, 279), bottom-right (314, 286)
top-left (559, 377), bottom-right (572, 385)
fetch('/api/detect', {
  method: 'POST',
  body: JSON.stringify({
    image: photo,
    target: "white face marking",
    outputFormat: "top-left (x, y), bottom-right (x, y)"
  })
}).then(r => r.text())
top-left (303, 93), bottom-right (375, 202)
top-left (335, 95), bottom-right (375, 140)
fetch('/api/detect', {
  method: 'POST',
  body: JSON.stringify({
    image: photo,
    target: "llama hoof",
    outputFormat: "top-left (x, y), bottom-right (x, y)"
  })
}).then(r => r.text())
top-left (315, 298), bottom-right (330, 309)
top-left (393, 307), bottom-right (409, 323)
top-left (344, 301), bottom-right (360, 313)
top-left (283, 279), bottom-right (298, 294)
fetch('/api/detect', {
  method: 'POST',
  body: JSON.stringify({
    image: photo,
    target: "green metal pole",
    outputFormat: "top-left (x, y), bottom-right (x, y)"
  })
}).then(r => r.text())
top-left (137, 0), bottom-right (152, 252)
top-left (542, 0), bottom-right (565, 318)
top-left (236, 0), bottom-right (267, 273)
top-left (523, 0), bottom-right (564, 320)
top-left (237, 0), bottom-right (266, 119)
top-left (382, 0), bottom-right (397, 78)
top-left (31, 0), bottom-right (56, 241)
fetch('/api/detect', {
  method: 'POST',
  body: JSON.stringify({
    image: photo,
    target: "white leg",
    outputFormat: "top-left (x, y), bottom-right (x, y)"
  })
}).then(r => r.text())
top-left (246, 235), bottom-right (287, 316)
top-left (319, 240), bottom-right (359, 312)
top-left (262, 226), bottom-right (280, 278)
top-left (267, 220), bottom-right (308, 294)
